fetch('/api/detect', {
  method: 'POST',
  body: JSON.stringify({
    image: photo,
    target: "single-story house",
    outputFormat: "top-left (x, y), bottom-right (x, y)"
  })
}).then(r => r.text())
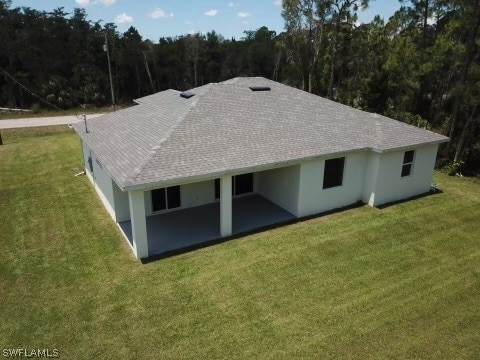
top-left (72, 77), bottom-right (448, 260)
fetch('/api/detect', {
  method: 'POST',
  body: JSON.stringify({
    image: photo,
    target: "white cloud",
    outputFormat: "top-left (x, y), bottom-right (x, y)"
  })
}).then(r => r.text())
top-left (273, 0), bottom-right (282, 6)
top-left (204, 9), bottom-right (219, 16)
top-left (75, 0), bottom-right (116, 7)
top-left (188, 30), bottom-right (196, 35)
top-left (75, 0), bottom-right (90, 6)
top-left (237, 12), bottom-right (251, 18)
top-left (149, 8), bottom-right (174, 19)
top-left (98, 0), bottom-right (116, 6)
top-left (228, 2), bottom-right (235, 7)
top-left (114, 13), bottom-right (133, 23)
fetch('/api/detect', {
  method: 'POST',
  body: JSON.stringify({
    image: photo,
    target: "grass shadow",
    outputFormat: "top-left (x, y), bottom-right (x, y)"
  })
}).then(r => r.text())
top-left (376, 188), bottom-right (443, 210)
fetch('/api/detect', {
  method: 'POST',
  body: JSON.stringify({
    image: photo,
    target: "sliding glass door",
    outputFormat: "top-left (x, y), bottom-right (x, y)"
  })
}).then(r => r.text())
top-left (214, 173), bottom-right (254, 199)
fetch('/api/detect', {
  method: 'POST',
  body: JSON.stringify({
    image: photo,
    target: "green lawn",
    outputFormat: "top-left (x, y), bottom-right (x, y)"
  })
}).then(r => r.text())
top-left (0, 127), bottom-right (479, 359)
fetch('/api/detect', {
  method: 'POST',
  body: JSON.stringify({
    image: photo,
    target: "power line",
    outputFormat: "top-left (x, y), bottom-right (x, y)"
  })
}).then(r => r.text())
top-left (0, 66), bottom-right (91, 110)
top-left (0, 66), bottom-right (63, 111)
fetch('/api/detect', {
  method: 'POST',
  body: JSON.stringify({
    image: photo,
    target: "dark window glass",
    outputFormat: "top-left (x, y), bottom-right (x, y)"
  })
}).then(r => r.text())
top-left (167, 186), bottom-right (181, 209)
top-left (401, 164), bottom-right (412, 177)
top-left (234, 173), bottom-right (253, 195)
top-left (323, 157), bottom-right (345, 189)
top-left (214, 179), bottom-right (220, 199)
top-left (152, 189), bottom-right (167, 212)
top-left (401, 150), bottom-right (415, 177)
top-left (403, 150), bottom-right (415, 164)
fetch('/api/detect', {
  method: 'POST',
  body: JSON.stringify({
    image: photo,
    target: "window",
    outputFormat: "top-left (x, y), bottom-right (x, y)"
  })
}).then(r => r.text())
top-left (166, 186), bottom-right (181, 208)
top-left (323, 157), bottom-right (345, 189)
top-left (152, 188), bottom-right (166, 211)
top-left (214, 179), bottom-right (220, 199)
top-left (214, 173), bottom-right (254, 199)
top-left (152, 186), bottom-right (181, 212)
top-left (234, 173), bottom-right (253, 195)
top-left (401, 150), bottom-right (415, 177)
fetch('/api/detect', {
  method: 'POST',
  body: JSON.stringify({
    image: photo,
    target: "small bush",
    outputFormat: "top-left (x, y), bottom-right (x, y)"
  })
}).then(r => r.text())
top-left (443, 160), bottom-right (465, 176)
top-left (31, 103), bottom-right (41, 114)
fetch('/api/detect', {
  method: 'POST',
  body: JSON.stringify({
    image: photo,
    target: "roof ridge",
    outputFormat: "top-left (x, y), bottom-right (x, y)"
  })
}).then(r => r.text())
top-left (134, 88), bottom-right (179, 104)
top-left (128, 83), bottom-right (216, 184)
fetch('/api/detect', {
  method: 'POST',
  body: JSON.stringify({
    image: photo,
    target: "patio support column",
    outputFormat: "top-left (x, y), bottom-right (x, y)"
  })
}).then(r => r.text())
top-left (128, 190), bottom-right (149, 259)
top-left (220, 175), bottom-right (232, 237)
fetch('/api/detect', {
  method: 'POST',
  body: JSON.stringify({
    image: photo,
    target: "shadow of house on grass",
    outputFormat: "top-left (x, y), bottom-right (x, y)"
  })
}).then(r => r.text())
top-left (376, 188), bottom-right (443, 210)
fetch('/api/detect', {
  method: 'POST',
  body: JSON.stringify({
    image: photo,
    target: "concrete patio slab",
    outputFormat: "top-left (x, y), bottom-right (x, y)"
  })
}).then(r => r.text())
top-left (118, 194), bottom-right (296, 257)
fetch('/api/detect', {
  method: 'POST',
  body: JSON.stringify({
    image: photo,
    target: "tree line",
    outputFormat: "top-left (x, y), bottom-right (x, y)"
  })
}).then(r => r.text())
top-left (0, 0), bottom-right (479, 170)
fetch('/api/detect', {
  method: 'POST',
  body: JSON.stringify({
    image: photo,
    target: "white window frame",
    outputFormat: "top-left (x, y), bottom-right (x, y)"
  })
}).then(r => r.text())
top-left (401, 150), bottom-right (415, 178)
top-left (151, 186), bottom-right (182, 214)
top-left (214, 174), bottom-right (254, 201)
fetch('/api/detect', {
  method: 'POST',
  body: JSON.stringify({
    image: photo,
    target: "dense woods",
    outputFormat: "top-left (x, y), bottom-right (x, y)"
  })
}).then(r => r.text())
top-left (0, 0), bottom-right (479, 170)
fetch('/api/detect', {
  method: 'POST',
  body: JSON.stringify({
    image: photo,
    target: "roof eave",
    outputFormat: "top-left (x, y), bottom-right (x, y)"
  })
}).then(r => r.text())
top-left (120, 137), bottom-right (449, 192)
top-left (371, 137), bottom-right (449, 154)
top-left (119, 147), bottom-right (371, 192)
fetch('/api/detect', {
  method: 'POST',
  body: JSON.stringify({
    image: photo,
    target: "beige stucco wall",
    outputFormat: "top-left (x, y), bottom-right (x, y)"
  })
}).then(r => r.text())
top-left (363, 144), bottom-right (439, 206)
top-left (256, 165), bottom-right (301, 216)
top-left (296, 145), bottom-right (439, 215)
top-left (81, 139), bottom-right (130, 223)
top-left (81, 140), bottom-right (116, 220)
top-left (297, 151), bottom-right (368, 217)
top-left (112, 180), bottom-right (130, 222)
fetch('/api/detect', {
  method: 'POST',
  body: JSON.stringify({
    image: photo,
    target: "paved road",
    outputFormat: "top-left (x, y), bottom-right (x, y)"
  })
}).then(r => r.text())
top-left (0, 114), bottom-right (103, 129)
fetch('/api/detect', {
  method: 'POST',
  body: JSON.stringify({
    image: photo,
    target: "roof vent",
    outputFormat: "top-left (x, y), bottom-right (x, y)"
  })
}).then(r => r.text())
top-left (180, 92), bottom-right (195, 99)
top-left (249, 86), bottom-right (271, 92)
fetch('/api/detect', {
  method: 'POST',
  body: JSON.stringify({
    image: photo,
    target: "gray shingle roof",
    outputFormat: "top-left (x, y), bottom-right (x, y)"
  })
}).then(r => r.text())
top-left (72, 77), bottom-right (448, 190)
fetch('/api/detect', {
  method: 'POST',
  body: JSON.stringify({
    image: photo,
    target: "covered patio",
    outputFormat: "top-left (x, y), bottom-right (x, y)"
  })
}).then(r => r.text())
top-left (118, 194), bottom-right (296, 257)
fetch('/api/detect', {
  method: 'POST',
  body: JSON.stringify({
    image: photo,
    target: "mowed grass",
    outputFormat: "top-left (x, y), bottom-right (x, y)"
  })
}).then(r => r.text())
top-left (0, 127), bottom-right (479, 359)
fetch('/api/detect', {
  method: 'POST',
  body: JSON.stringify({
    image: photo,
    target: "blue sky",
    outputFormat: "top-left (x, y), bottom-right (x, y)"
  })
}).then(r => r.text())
top-left (11, 0), bottom-right (400, 40)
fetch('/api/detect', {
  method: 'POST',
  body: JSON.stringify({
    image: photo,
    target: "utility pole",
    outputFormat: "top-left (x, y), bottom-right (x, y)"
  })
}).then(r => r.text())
top-left (104, 33), bottom-right (116, 111)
